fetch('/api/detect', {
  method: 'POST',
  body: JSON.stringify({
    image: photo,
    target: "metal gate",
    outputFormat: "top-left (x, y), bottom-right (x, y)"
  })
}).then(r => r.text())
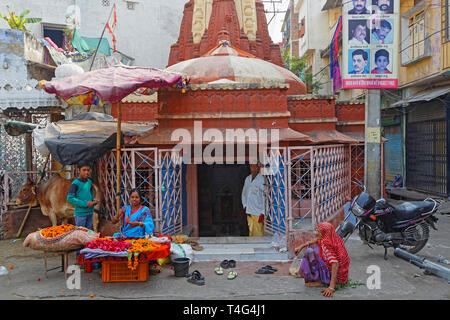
top-left (263, 147), bottom-right (288, 236)
top-left (158, 149), bottom-right (183, 235)
top-left (406, 119), bottom-right (447, 196)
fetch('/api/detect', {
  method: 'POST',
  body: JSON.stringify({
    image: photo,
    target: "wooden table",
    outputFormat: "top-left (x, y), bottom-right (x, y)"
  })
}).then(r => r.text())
top-left (43, 249), bottom-right (79, 279)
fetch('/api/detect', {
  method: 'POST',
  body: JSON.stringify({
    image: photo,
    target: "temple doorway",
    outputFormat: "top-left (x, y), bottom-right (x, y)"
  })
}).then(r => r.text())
top-left (197, 164), bottom-right (250, 237)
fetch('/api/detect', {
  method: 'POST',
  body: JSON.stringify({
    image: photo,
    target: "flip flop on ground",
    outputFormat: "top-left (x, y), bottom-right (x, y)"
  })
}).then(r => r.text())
top-left (255, 267), bottom-right (275, 274)
top-left (214, 266), bottom-right (224, 275)
top-left (227, 271), bottom-right (238, 280)
top-left (262, 265), bottom-right (277, 272)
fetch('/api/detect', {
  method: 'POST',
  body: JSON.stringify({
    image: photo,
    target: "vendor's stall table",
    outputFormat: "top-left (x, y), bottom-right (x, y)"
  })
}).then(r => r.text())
top-left (43, 249), bottom-right (78, 279)
top-left (77, 242), bottom-right (171, 282)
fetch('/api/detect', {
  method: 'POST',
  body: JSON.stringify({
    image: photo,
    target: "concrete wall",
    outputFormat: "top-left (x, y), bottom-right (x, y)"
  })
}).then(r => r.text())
top-left (0, 0), bottom-right (187, 69)
top-left (0, 29), bottom-right (28, 80)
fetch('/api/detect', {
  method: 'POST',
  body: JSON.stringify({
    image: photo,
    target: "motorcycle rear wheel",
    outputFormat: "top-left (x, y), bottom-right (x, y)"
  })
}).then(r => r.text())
top-left (398, 222), bottom-right (429, 254)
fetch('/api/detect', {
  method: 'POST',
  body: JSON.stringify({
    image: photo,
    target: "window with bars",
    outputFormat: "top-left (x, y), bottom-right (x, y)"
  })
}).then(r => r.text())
top-left (102, 0), bottom-right (110, 7)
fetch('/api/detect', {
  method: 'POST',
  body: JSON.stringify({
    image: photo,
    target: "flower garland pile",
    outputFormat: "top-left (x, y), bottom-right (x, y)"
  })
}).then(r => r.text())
top-left (86, 238), bottom-right (132, 252)
top-left (125, 239), bottom-right (163, 271)
top-left (40, 224), bottom-right (87, 238)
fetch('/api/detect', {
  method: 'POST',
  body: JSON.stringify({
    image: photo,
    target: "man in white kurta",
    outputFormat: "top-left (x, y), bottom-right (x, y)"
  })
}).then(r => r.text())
top-left (242, 164), bottom-right (265, 236)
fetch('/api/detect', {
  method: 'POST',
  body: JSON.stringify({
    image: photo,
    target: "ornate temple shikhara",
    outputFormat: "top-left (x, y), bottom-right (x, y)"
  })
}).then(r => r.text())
top-left (105, 0), bottom-right (374, 252)
top-left (168, 0), bottom-right (283, 67)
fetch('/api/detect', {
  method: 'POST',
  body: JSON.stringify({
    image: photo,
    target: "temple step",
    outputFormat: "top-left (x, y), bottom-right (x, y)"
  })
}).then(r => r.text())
top-left (192, 236), bottom-right (290, 262)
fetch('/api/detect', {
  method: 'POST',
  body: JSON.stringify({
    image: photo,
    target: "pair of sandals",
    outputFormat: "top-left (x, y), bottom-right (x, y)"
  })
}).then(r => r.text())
top-left (186, 270), bottom-right (205, 286)
top-left (255, 265), bottom-right (278, 274)
top-left (219, 259), bottom-right (236, 269)
top-left (215, 260), bottom-right (238, 280)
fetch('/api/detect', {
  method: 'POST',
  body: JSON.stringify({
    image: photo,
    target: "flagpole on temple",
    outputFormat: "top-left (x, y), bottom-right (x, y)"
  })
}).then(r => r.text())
top-left (89, 4), bottom-right (115, 71)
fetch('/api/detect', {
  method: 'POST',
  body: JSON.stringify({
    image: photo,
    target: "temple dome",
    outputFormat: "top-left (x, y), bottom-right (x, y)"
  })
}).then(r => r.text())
top-left (166, 41), bottom-right (306, 95)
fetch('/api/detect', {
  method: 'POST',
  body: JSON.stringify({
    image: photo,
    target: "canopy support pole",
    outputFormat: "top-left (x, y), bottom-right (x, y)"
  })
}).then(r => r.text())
top-left (116, 101), bottom-right (122, 218)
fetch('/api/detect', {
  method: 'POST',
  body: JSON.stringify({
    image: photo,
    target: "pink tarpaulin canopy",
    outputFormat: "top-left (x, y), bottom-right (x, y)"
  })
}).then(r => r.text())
top-left (40, 65), bottom-right (188, 218)
top-left (41, 65), bottom-right (188, 103)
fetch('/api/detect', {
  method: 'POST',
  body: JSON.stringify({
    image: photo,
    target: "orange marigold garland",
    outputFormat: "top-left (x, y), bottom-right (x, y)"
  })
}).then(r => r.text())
top-left (40, 224), bottom-right (78, 238)
top-left (125, 239), bottom-right (163, 270)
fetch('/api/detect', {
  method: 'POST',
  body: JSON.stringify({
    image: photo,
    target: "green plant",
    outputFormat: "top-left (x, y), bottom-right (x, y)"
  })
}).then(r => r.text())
top-left (282, 49), bottom-right (323, 94)
top-left (0, 7), bottom-right (42, 32)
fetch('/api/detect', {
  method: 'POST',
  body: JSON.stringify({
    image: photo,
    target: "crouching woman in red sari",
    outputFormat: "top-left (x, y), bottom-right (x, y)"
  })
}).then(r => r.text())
top-left (294, 222), bottom-right (350, 297)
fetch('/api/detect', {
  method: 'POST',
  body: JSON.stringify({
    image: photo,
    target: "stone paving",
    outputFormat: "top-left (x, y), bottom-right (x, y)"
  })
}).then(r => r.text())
top-left (1, 214), bottom-right (449, 300)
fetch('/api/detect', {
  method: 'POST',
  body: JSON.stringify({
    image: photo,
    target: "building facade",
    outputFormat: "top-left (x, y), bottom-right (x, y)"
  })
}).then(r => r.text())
top-left (0, 0), bottom-right (187, 69)
top-left (382, 0), bottom-right (450, 196)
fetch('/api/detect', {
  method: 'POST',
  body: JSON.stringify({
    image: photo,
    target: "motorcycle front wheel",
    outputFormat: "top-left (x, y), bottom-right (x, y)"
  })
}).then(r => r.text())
top-left (397, 222), bottom-right (430, 254)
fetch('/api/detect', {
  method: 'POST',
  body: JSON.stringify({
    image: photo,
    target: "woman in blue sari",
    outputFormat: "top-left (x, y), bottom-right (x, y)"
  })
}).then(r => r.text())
top-left (112, 189), bottom-right (154, 238)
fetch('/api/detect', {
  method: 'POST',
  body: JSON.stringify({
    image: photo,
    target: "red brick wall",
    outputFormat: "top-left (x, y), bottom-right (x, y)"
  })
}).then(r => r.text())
top-left (287, 97), bottom-right (337, 131)
top-left (111, 102), bottom-right (158, 122)
top-left (335, 102), bottom-right (365, 133)
top-left (157, 87), bottom-right (290, 129)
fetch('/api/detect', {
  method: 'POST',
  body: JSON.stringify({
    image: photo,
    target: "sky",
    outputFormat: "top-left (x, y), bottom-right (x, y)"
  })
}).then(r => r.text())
top-left (263, 0), bottom-right (290, 44)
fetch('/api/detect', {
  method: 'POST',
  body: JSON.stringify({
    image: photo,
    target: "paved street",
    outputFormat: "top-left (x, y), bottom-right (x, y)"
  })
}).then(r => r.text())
top-left (1, 214), bottom-right (449, 300)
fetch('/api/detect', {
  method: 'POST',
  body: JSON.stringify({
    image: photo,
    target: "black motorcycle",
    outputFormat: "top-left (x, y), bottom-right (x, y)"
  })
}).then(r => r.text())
top-left (337, 179), bottom-right (440, 259)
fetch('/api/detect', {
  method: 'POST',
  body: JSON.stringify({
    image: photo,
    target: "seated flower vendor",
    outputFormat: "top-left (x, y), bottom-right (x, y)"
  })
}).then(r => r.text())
top-left (111, 189), bottom-right (154, 238)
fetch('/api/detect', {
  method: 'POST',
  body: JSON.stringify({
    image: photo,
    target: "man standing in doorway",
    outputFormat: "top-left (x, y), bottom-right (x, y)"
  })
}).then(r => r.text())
top-left (242, 163), bottom-right (265, 236)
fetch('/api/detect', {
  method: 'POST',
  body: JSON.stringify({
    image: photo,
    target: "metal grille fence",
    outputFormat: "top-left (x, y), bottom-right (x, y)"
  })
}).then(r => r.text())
top-left (311, 145), bottom-right (350, 228)
top-left (350, 143), bottom-right (365, 197)
top-left (97, 148), bottom-right (183, 236)
top-left (265, 145), bottom-right (351, 235)
top-left (97, 148), bottom-right (158, 221)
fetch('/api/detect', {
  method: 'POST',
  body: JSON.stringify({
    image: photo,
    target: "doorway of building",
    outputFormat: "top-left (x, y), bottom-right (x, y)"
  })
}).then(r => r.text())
top-left (197, 164), bottom-right (250, 237)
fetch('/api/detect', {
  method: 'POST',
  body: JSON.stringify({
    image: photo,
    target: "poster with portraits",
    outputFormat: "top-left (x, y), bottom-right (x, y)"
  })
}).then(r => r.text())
top-left (342, 0), bottom-right (399, 89)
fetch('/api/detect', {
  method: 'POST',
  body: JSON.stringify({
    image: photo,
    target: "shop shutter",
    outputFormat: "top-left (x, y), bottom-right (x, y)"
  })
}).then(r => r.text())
top-left (406, 101), bottom-right (447, 196)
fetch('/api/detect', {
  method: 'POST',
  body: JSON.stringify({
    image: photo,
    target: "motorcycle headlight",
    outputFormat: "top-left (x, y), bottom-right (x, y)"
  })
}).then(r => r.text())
top-left (351, 202), bottom-right (365, 217)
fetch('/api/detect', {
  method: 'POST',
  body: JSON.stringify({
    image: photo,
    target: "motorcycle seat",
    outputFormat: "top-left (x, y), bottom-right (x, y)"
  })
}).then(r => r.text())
top-left (394, 200), bottom-right (435, 221)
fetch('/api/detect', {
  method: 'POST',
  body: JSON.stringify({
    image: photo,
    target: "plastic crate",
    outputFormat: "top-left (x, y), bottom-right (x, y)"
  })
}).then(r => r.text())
top-left (101, 260), bottom-right (149, 282)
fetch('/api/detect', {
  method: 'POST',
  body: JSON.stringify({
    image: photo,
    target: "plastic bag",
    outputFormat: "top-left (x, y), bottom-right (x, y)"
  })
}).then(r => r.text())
top-left (0, 266), bottom-right (8, 276)
top-left (170, 243), bottom-right (193, 265)
top-left (289, 254), bottom-right (302, 277)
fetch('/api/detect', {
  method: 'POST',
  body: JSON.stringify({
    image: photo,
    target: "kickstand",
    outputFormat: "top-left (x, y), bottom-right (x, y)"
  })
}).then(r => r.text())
top-left (384, 247), bottom-right (388, 260)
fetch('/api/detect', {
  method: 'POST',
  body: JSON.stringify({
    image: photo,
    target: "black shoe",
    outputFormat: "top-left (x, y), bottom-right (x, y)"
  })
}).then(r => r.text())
top-left (220, 260), bottom-right (230, 269)
top-left (228, 260), bottom-right (236, 268)
top-left (262, 265), bottom-right (277, 272)
top-left (187, 270), bottom-right (205, 286)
